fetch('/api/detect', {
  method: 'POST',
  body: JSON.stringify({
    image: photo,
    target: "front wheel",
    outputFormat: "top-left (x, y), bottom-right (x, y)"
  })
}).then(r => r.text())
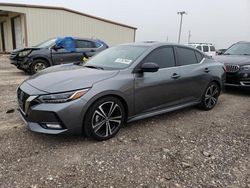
top-left (84, 97), bottom-right (125, 141)
top-left (30, 59), bottom-right (49, 74)
top-left (198, 82), bottom-right (220, 111)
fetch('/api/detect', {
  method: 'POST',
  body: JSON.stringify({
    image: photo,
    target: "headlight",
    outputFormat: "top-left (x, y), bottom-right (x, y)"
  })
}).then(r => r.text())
top-left (37, 89), bottom-right (89, 103)
top-left (241, 65), bottom-right (250, 71)
top-left (18, 50), bottom-right (32, 57)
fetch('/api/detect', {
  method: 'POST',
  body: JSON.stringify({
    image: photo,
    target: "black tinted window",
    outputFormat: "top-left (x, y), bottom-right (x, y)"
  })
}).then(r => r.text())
top-left (197, 46), bottom-right (202, 50)
top-left (177, 47), bottom-right (197, 65)
top-left (195, 51), bottom-right (204, 62)
top-left (76, 40), bottom-right (95, 48)
top-left (143, 47), bottom-right (175, 68)
top-left (203, 46), bottom-right (209, 52)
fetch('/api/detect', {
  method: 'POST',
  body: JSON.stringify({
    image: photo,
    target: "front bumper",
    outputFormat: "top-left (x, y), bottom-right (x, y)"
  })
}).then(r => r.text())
top-left (10, 56), bottom-right (31, 70)
top-left (225, 71), bottom-right (250, 87)
top-left (17, 83), bottom-right (88, 135)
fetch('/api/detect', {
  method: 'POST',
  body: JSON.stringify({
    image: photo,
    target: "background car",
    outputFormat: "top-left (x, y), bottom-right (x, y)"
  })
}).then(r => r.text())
top-left (10, 37), bottom-right (109, 74)
top-left (17, 42), bottom-right (225, 141)
top-left (189, 43), bottom-right (216, 56)
top-left (214, 41), bottom-right (250, 88)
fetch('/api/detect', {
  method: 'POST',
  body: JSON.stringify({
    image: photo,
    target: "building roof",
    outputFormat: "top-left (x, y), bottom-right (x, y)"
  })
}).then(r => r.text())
top-left (0, 2), bottom-right (137, 30)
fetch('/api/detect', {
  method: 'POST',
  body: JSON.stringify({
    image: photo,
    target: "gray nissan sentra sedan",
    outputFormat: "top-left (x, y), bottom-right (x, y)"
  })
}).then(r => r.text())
top-left (17, 42), bottom-right (225, 140)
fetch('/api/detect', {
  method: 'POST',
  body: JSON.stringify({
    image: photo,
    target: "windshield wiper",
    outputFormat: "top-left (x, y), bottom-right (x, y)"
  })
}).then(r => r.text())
top-left (223, 53), bottom-right (231, 55)
top-left (84, 65), bottom-right (104, 70)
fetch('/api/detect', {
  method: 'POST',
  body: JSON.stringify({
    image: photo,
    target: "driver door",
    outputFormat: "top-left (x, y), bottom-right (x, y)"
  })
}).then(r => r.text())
top-left (134, 46), bottom-right (184, 114)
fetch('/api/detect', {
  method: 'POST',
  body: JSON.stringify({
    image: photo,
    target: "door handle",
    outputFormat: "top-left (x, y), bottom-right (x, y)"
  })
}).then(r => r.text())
top-left (171, 73), bottom-right (180, 79)
top-left (204, 68), bottom-right (210, 73)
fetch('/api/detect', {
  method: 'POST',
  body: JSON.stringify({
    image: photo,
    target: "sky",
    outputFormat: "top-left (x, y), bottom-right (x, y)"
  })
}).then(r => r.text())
top-left (1, 0), bottom-right (250, 49)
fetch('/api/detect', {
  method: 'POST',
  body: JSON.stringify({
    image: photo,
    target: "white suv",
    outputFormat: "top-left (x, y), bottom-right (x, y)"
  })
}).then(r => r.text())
top-left (188, 43), bottom-right (216, 57)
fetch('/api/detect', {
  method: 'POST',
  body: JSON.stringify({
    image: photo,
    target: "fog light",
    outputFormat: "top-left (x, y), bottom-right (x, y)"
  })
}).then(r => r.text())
top-left (243, 73), bottom-right (248, 78)
top-left (45, 123), bottom-right (62, 129)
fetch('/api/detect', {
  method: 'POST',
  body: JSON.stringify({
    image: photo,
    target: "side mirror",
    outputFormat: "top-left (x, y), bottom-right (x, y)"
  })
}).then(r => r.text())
top-left (140, 62), bottom-right (159, 73)
top-left (52, 45), bottom-right (63, 51)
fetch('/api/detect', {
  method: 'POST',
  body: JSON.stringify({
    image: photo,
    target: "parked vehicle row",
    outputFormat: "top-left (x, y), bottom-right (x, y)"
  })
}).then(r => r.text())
top-left (10, 37), bottom-right (108, 74)
top-left (17, 42), bottom-right (225, 140)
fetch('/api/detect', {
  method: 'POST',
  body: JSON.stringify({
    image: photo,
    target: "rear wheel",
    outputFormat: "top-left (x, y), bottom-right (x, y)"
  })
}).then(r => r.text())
top-left (84, 97), bottom-right (125, 141)
top-left (198, 82), bottom-right (220, 110)
top-left (30, 59), bottom-right (49, 74)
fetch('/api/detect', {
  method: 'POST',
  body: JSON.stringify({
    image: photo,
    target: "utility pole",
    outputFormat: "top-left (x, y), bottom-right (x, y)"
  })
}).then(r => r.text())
top-left (177, 11), bottom-right (187, 44)
top-left (188, 30), bottom-right (191, 44)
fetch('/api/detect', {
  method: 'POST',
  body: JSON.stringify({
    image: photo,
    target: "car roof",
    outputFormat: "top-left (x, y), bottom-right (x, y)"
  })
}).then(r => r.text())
top-left (120, 41), bottom-right (194, 48)
top-left (236, 41), bottom-right (250, 44)
top-left (189, 43), bottom-right (214, 46)
top-left (52, 36), bottom-right (100, 42)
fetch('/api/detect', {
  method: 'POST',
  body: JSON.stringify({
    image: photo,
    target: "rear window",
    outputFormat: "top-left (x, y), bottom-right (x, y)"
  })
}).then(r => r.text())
top-left (177, 47), bottom-right (198, 66)
top-left (95, 42), bottom-right (103, 48)
top-left (195, 51), bottom-right (204, 62)
top-left (76, 40), bottom-right (95, 48)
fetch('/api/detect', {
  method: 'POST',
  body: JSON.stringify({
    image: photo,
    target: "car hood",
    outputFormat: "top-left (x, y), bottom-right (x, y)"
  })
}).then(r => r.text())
top-left (25, 64), bottom-right (119, 93)
top-left (213, 55), bottom-right (250, 65)
top-left (12, 47), bottom-right (41, 53)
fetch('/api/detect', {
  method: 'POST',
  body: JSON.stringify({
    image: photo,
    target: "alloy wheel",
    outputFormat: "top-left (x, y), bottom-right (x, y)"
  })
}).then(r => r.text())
top-left (34, 62), bottom-right (46, 73)
top-left (204, 84), bottom-right (219, 108)
top-left (91, 101), bottom-right (122, 138)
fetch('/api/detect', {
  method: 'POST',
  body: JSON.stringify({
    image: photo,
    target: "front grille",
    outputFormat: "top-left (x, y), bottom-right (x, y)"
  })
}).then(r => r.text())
top-left (17, 88), bottom-right (30, 112)
top-left (225, 65), bottom-right (240, 73)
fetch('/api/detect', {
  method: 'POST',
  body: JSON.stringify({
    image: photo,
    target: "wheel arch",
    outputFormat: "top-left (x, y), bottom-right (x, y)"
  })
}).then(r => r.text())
top-left (32, 57), bottom-right (51, 66)
top-left (210, 78), bottom-right (222, 95)
top-left (81, 93), bottom-right (129, 134)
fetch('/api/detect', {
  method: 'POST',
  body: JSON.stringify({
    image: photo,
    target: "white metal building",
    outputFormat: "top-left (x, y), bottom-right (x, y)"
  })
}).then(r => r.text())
top-left (0, 3), bottom-right (137, 52)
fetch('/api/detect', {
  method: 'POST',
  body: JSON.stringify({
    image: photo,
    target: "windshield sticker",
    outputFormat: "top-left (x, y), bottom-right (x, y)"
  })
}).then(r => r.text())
top-left (114, 58), bottom-right (132, 64)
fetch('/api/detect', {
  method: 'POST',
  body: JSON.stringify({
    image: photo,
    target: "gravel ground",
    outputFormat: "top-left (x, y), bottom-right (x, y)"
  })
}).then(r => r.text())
top-left (0, 55), bottom-right (249, 188)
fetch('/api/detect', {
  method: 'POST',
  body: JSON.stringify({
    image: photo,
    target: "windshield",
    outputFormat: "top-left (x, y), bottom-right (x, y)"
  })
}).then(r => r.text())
top-left (85, 45), bottom-right (148, 70)
top-left (35, 38), bottom-right (56, 48)
top-left (225, 43), bottom-right (250, 55)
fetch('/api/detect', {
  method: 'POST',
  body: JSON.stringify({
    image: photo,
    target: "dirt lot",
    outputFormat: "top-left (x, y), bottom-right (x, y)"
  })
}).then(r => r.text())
top-left (0, 55), bottom-right (249, 188)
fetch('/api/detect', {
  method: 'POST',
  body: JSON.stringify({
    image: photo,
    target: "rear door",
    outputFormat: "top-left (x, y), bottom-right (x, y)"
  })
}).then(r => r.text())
top-left (176, 47), bottom-right (210, 101)
top-left (75, 40), bottom-right (98, 60)
top-left (134, 46), bottom-right (184, 114)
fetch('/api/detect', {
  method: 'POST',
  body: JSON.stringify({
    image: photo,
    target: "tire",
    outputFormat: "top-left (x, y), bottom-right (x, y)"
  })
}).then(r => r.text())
top-left (30, 59), bottom-right (49, 74)
top-left (198, 82), bottom-right (220, 111)
top-left (84, 96), bottom-right (125, 141)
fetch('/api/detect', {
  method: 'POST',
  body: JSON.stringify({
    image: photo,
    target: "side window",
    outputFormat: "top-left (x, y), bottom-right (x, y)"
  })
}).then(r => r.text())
top-left (203, 46), bottom-right (209, 52)
top-left (195, 51), bottom-right (204, 63)
top-left (177, 47), bottom-right (198, 66)
top-left (76, 40), bottom-right (95, 48)
top-left (196, 46), bottom-right (202, 51)
top-left (210, 46), bottom-right (215, 52)
top-left (95, 42), bottom-right (102, 48)
top-left (143, 47), bottom-right (175, 68)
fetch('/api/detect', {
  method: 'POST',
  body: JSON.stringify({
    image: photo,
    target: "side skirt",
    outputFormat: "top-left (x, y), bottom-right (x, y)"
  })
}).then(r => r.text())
top-left (127, 101), bottom-right (200, 123)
